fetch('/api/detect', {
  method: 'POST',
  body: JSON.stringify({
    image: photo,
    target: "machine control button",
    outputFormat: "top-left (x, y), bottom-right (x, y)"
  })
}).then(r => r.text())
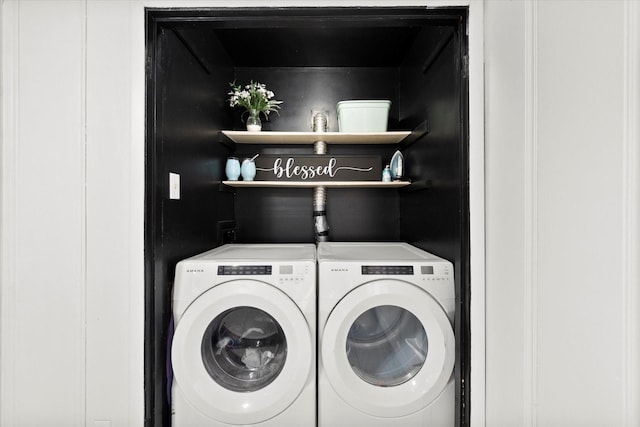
top-left (362, 265), bottom-right (413, 275)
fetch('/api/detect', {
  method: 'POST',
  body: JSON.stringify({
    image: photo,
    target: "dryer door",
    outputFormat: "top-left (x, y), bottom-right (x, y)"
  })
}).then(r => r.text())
top-left (321, 279), bottom-right (454, 418)
top-left (172, 280), bottom-right (312, 424)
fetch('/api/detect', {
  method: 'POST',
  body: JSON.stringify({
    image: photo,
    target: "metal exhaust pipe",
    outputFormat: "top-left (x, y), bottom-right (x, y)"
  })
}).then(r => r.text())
top-left (312, 112), bottom-right (329, 242)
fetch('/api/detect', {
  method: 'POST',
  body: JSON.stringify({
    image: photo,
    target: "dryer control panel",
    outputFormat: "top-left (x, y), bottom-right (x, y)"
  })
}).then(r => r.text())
top-left (362, 265), bottom-right (413, 275)
top-left (360, 263), bottom-right (452, 278)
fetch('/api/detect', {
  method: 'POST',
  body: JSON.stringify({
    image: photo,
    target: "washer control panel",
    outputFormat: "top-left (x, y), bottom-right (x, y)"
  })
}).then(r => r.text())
top-left (217, 265), bottom-right (272, 275)
top-left (216, 263), bottom-right (312, 285)
top-left (277, 263), bottom-right (313, 285)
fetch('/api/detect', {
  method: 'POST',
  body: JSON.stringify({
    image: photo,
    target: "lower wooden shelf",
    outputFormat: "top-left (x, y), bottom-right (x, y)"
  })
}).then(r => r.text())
top-left (221, 180), bottom-right (411, 188)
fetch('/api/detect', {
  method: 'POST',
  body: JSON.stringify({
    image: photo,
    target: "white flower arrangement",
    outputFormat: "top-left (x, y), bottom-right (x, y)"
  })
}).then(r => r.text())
top-left (228, 81), bottom-right (283, 121)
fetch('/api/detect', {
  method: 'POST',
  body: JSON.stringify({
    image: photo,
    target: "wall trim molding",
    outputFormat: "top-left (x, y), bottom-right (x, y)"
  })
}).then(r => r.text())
top-left (0, 1), bottom-right (19, 424)
top-left (622, 1), bottom-right (640, 425)
top-left (523, 2), bottom-right (539, 425)
top-left (466, 2), bottom-right (486, 426)
top-left (79, 0), bottom-right (89, 423)
top-left (126, 2), bottom-right (147, 424)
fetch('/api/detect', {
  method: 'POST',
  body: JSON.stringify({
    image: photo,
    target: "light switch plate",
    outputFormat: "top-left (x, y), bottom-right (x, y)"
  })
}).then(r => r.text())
top-left (169, 172), bottom-right (180, 199)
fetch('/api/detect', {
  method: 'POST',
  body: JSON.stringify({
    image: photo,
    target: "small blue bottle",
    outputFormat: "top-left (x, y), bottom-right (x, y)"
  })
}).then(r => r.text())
top-left (382, 165), bottom-right (392, 182)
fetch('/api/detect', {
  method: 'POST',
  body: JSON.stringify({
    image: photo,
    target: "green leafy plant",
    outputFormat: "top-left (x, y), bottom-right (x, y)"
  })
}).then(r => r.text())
top-left (228, 81), bottom-right (283, 121)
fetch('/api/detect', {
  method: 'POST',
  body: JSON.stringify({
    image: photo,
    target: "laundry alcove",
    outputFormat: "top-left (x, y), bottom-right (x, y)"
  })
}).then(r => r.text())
top-left (145, 6), bottom-right (470, 426)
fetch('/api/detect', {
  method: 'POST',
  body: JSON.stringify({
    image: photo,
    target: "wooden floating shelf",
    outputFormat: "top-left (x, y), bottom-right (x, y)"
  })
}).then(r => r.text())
top-left (221, 130), bottom-right (411, 145)
top-left (222, 180), bottom-right (411, 189)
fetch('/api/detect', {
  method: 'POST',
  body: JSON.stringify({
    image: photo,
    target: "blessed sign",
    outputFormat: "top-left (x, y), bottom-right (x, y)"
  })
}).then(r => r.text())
top-left (254, 155), bottom-right (381, 181)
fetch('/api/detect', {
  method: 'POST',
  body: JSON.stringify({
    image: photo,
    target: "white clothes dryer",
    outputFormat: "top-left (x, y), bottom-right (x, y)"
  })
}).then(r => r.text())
top-left (171, 244), bottom-right (316, 427)
top-left (317, 242), bottom-right (455, 426)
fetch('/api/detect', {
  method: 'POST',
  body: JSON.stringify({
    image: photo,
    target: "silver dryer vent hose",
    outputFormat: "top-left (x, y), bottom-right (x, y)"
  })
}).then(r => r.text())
top-left (313, 119), bottom-right (329, 242)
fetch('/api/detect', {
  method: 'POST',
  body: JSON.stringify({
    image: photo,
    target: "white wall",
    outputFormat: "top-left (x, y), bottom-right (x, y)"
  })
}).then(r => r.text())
top-left (1, 0), bottom-right (638, 425)
top-left (485, 1), bottom-right (640, 425)
top-left (1, 0), bottom-right (144, 425)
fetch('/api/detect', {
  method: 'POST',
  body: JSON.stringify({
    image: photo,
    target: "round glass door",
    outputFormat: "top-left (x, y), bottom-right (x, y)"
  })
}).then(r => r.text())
top-left (346, 305), bottom-right (427, 387)
top-left (171, 280), bottom-right (312, 425)
top-left (202, 306), bottom-right (287, 392)
top-left (321, 280), bottom-right (454, 418)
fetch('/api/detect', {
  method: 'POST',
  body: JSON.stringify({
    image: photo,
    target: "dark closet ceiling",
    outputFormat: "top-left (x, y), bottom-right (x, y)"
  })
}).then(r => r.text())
top-left (155, 7), bottom-right (463, 68)
top-left (211, 26), bottom-right (422, 67)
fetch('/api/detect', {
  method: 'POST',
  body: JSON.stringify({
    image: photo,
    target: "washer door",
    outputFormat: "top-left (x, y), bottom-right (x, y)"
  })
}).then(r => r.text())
top-left (172, 280), bottom-right (312, 425)
top-left (321, 279), bottom-right (454, 418)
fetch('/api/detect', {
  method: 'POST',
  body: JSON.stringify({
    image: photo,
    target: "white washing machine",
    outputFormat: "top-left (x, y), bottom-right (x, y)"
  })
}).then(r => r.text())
top-left (317, 242), bottom-right (455, 426)
top-left (171, 244), bottom-right (316, 426)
